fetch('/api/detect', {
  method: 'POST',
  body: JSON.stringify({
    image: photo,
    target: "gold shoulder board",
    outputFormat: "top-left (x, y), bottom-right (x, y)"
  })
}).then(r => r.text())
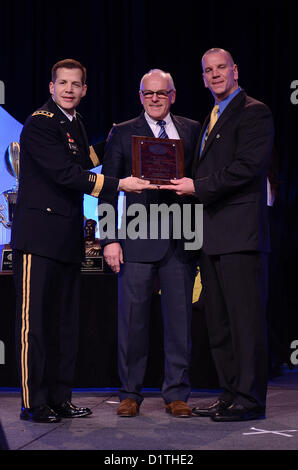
top-left (32, 110), bottom-right (54, 118)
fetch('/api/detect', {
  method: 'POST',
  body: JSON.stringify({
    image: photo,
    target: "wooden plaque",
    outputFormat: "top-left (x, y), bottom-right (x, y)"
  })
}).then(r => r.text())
top-left (132, 135), bottom-right (184, 184)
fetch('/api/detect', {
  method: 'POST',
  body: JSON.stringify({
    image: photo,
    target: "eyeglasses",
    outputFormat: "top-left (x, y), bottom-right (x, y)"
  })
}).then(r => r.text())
top-left (141, 89), bottom-right (174, 99)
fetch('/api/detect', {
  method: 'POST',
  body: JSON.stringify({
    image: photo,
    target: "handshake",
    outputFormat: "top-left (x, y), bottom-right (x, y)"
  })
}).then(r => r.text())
top-left (118, 176), bottom-right (195, 196)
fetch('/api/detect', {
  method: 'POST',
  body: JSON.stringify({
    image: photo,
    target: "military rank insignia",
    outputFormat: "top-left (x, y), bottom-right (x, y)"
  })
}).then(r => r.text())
top-left (32, 110), bottom-right (54, 118)
top-left (67, 132), bottom-right (79, 154)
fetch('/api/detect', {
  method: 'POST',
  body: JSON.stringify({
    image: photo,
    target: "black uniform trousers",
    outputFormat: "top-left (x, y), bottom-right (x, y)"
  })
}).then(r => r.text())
top-left (199, 250), bottom-right (268, 408)
top-left (13, 250), bottom-right (81, 409)
top-left (118, 241), bottom-right (197, 405)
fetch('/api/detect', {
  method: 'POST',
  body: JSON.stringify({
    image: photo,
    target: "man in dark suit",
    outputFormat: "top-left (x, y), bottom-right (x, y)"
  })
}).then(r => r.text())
top-left (11, 59), bottom-right (150, 423)
top-left (162, 49), bottom-right (274, 421)
top-left (100, 69), bottom-right (201, 417)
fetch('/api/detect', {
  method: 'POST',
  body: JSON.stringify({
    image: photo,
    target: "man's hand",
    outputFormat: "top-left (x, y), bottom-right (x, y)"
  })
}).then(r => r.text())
top-left (159, 177), bottom-right (195, 196)
top-left (119, 176), bottom-right (156, 193)
top-left (103, 242), bottom-right (123, 273)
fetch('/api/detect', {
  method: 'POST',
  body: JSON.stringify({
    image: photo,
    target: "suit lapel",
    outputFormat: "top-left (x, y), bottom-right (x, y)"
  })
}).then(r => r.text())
top-left (172, 114), bottom-right (195, 174)
top-left (132, 112), bottom-right (155, 137)
top-left (132, 112), bottom-right (189, 141)
top-left (47, 98), bottom-right (89, 158)
top-left (197, 90), bottom-right (246, 164)
top-left (171, 114), bottom-right (188, 142)
top-left (47, 99), bottom-right (73, 145)
top-left (192, 115), bottom-right (209, 169)
top-left (76, 114), bottom-right (89, 155)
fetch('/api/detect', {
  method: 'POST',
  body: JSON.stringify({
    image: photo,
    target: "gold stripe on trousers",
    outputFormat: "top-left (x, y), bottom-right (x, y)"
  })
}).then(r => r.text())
top-left (21, 253), bottom-right (32, 409)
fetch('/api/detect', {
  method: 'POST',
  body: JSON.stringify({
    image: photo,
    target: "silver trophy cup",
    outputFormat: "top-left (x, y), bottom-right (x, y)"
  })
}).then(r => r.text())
top-left (0, 142), bottom-right (20, 270)
top-left (0, 142), bottom-right (20, 228)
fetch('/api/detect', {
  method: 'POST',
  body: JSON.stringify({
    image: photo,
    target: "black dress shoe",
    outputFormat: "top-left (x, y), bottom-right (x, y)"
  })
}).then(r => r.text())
top-left (20, 405), bottom-right (61, 423)
top-left (211, 402), bottom-right (266, 422)
top-left (192, 399), bottom-right (232, 417)
top-left (51, 401), bottom-right (92, 418)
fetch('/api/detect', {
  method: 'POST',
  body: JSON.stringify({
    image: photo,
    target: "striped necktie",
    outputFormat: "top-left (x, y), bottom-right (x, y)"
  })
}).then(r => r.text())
top-left (202, 104), bottom-right (219, 150)
top-left (157, 120), bottom-right (168, 139)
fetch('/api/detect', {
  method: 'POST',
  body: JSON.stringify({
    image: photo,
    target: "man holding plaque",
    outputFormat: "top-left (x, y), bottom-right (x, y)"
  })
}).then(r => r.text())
top-left (100, 69), bottom-right (201, 417)
top-left (162, 49), bottom-right (274, 421)
top-left (11, 59), bottom-right (150, 423)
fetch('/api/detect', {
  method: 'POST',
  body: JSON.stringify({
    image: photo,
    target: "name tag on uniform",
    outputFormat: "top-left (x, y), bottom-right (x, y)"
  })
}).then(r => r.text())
top-left (69, 143), bottom-right (79, 152)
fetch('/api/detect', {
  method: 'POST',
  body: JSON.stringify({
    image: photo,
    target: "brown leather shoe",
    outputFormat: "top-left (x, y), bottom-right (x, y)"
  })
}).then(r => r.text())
top-left (165, 400), bottom-right (192, 418)
top-left (117, 398), bottom-right (140, 417)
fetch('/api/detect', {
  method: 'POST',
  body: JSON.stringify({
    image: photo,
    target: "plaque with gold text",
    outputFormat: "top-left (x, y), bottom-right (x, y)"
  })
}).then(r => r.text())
top-left (132, 136), bottom-right (184, 184)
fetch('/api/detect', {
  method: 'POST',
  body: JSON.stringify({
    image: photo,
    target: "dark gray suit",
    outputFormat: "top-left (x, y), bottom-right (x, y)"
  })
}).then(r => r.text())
top-left (193, 90), bottom-right (274, 408)
top-left (101, 112), bottom-right (201, 404)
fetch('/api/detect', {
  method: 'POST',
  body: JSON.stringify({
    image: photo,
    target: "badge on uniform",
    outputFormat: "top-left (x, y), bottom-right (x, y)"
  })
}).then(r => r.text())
top-left (67, 132), bottom-right (79, 154)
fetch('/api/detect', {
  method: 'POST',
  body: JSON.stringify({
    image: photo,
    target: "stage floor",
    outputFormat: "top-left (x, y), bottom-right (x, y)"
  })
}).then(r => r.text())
top-left (1, 367), bottom-right (298, 456)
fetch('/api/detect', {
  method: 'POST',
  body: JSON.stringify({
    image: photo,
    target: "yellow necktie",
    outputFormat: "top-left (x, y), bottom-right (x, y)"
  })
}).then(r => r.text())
top-left (202, 104), bottom-right (219, 150)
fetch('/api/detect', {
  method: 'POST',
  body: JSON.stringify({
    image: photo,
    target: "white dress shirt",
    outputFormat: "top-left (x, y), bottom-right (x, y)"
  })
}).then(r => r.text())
top-left (144, 112), bottom-right (180, 139)
top-left (53, 98), bottom-right (76, 121)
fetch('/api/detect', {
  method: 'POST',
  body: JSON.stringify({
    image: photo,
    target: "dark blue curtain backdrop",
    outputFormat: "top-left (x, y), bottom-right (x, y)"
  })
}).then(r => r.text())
top-left (1, 0), bottom-right (297, 365)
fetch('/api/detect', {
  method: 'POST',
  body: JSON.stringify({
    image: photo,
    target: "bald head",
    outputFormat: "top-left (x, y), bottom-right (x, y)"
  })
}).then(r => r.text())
top-left (201, 48), bottom-right (235, 70)
top-left (201, 48), bottom-right (239, 102)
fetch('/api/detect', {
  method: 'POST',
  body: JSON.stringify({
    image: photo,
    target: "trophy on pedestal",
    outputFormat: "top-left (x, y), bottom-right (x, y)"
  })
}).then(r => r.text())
top-left (81, 218), bottom-right (104, 272)
top-left (0, 142), bottom-right (20, 271)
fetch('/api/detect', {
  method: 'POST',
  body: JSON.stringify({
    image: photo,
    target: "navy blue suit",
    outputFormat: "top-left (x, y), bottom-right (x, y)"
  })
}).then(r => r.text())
top-left (101, 112), bottom-right (201, 404)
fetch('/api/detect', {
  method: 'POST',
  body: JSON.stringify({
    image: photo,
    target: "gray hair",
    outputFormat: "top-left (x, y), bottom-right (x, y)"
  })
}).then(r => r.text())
top-left (139, 69), bottom-right (176, 90)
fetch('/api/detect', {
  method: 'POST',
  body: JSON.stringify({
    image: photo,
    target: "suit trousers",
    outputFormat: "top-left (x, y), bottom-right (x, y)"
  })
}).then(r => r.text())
top-left (118, 242), bottom-right (196, 404)
top-left (199, 250), bottom-right (268, 407)
top-left (13, 250), bottom-right (81, 409)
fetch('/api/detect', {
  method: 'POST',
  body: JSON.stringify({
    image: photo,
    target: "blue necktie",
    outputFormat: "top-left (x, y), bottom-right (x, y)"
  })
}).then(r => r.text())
top-left (157, 120), bottom-right (168, 139)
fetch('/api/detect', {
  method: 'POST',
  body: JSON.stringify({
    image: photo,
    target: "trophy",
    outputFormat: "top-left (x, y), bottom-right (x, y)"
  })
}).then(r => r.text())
top-left (0, 142), bottom-right (20, 271)
top-left (81, 218), bottom-right (114, 273)
top-left (81, 219), bottom-right (104, 272)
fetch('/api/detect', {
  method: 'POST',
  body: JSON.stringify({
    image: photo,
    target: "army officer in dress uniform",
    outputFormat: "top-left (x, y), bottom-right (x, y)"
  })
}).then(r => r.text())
top-left (11, 59), bottom-right (151, 423)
